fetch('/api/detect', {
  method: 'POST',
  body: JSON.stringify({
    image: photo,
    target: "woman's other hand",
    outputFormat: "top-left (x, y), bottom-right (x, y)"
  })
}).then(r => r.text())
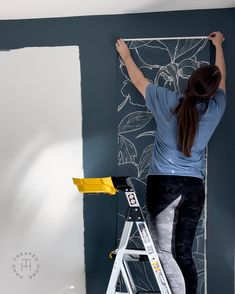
top-left (208, 31), bottom-right (225, 47)
top-left (115, 38), bottom-right (131, 62)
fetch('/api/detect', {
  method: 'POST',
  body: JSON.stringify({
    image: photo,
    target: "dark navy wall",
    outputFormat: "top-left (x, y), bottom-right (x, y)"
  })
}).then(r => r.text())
top-left (0, 7), bottom-right (234, 294)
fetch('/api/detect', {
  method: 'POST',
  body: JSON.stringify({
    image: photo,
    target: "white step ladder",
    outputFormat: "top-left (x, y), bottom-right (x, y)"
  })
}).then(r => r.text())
top-left (73, 176), bottom-right (172, 294)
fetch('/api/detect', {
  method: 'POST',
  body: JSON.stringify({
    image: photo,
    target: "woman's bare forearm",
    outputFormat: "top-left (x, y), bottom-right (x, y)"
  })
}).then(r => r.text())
top-left (215, 44), bottom-right (226, 81)
top-left (208, 31), bottom-right (226, 91)
top-left (123, 55), bottom-right (148, 86)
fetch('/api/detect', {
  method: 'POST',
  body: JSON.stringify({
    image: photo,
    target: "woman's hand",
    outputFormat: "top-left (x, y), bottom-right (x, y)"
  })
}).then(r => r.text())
top-left (115, 38), bottom-right (150, 97)
top-left (208, 31), bottom-right (226, 92)
top-left (115, 38), bottom-right (131, 62)
top-left (208, 31), bottom-right (225, 47)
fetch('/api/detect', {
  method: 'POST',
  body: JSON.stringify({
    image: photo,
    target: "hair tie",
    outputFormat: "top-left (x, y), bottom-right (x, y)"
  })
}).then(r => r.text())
top-left (192, 98), bottom-right (207, 105)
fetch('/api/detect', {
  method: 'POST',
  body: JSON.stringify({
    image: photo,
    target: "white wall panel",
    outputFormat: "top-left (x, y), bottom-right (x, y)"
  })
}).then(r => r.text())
top-left (0, 46), bottom-right (85, 294)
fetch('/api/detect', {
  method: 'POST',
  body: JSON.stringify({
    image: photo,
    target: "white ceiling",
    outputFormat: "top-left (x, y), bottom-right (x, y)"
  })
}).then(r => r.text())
top-left (0, 0), bottom-right (234, 20)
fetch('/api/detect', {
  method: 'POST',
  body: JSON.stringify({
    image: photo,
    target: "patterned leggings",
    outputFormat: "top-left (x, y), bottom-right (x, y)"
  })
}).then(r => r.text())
top-left (146, 175), bottom-right (205, 294)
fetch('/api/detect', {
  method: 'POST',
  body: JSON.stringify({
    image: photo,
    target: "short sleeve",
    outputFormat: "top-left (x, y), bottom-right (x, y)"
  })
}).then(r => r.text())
top-left (207, 88), bottom-right (226, 121)
top-left (145, 83), bottom-right (167, 113)
top-left (145, 83), bottom-right (179, 116)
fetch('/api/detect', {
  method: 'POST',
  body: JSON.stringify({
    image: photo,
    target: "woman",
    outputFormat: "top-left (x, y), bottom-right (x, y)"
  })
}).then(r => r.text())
top-left (115, 31), bottom-right (226, 294)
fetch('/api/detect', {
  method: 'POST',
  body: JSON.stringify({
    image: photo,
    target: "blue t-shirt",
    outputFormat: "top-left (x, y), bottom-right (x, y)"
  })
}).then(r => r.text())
top-left (145, 84), bottom-right (226, 179)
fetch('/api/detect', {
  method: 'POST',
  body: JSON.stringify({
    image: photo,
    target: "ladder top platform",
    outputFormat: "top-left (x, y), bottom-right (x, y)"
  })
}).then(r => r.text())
top-left (73, 176), bottom-right (132, 195)
top-left (73, 177), bottom-right (117, 195)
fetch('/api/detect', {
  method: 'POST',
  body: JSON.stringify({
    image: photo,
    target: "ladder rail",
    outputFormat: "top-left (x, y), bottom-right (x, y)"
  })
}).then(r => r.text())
top-left (106, 221), bottom-right (134, 294)
top-left (136, 221), bottom-right (172, 294)
top-left (120, 262), bottom-right (137, 294)
top-left (123, 261), bottom-right (138, 293)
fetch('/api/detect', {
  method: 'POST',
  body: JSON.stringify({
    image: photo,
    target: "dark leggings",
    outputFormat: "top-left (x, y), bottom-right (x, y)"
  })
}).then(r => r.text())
top-left (146, 175), bottom-right (205, 294)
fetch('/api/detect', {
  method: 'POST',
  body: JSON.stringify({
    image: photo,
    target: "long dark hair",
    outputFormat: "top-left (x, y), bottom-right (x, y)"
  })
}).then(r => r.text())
top-left (174, 65), bottom-right (221, 157)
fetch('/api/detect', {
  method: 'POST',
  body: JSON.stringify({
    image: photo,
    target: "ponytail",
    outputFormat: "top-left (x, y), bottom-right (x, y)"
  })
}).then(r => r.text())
top-left (174, 90), bottom-right (200, 157)
top-left (174, 65), bottom-right (221, 157)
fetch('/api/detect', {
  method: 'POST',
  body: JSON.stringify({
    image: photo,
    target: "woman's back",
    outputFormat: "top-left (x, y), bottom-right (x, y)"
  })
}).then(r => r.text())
top-left (145, 84), bottom-right (226, 178)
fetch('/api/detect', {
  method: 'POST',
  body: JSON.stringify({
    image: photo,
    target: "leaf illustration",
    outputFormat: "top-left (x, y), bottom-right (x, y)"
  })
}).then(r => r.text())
top-left (118, 111), bottom-right (153, 134)
top-left (155, 65), bottom-right (179, 92)
top-left (120, 80), bottom-right (145, 107)
top-left (135, 44), bottom-right (171, 67)
top-left (136, 130), bottom-right (155, 139)
top-left (118, 135), bottom-right (137, 164)
top-left (174, 38), bottom-right (208, 63)
top-left (118, 95), bottom-right (129, 112)
top-left (138, 144), bottom-right (154, 178)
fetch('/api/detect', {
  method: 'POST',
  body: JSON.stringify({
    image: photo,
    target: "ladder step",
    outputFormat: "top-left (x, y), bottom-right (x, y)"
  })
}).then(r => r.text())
top-left (110, 249), bottom-right (148, 261)
top-left (115, 292), bottom-right (160, 294)
top-left (137, 292), bottom-right (160, 294)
